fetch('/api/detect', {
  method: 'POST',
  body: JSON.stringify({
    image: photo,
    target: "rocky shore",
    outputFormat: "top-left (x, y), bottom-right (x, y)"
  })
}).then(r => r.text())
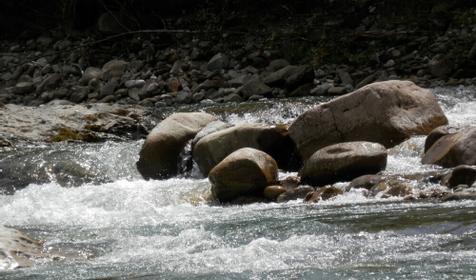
top-left (2, 1), bottom-right (476, 109)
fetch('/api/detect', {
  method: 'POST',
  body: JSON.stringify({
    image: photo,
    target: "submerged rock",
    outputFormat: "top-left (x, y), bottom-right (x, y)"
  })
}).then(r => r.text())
top-left (441, 165), bottom-right (476, 189)
top-left (263, 185), bottom-right (287, 200)
top-left (422, 127), bottom-right (476, 168)
top-left (193, 123), bottom-right (300, 176)
top-left (137, 112), bottom-right (217, 179)
top-left (289, 80), bottom-right (448, 159)
top-left (0, 226), bottom-right (43, 269)
top-left (441, 192), bottom-right (476, 202)
top-left (348, 174), bottom-right (385, 190)
top-left (276, 186), bottom-right (315, 202)
top-left (304, 186), bottom-right (344, 203)
top-left (209, 148), bottom-right (278, 202)
top-left (299, 141), bottom-right (387, 186)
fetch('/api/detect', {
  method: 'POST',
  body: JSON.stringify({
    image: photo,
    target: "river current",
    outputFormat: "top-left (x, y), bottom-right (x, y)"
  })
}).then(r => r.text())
top-left (0, 87), bottom-right (475, 279)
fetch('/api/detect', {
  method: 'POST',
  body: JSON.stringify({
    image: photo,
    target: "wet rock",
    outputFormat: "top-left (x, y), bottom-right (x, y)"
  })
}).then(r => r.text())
top-left (441, 192), bottom-right (476, 202)
top-left (207, 53), bottom-right (229, 71)
top-left (280, 176), bottom-right (301, 190)
top-left (422, 127), bottom-right (476, 168)
top-left (383, 183), bottom-right (413, 198)
top-left (348, 174), bottom-right (384, 190)
top-left (263, 185), bottom-right (287, 200)
top-left (441, 165), bottom-right (476, 189)
top-left (209, 148), bottom-right (278, 202)
top-left (0, 136), bottom-right (12, 148)
top-left (370, 179), bottom-right (413, 198)
top-left (289, 80), bottom-right (448, 159)
top-left (300, 141), bottom-right (387, 186)
top-left (304, 186), bottom-right (344, 203)
top-left (276, 186), bottom-right (315, 202)
top-left (0, 226), bottom-right (44, 269)
top-left (424, 125), bottom-right (459, 152)
top-left (237, 78), bottom-right (272, 99)
top-left (193, 124), bottom-right (300, 175)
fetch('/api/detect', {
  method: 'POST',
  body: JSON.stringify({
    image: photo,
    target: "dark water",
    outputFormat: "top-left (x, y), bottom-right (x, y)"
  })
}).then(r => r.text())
top-left (0, 87), bottom-right (475, 279)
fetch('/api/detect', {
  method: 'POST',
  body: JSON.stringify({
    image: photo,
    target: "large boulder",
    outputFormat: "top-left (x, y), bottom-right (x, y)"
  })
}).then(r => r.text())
top-left (299, 141), bottom-right (387, 186)
top-left (289, 80), bottom-right (448, 159)
top-left (193, 123), bottom-right (300, 176)
top-left (136, 112), bottom-right (217, 179)
top-left (422, 128), bottom-right (476, 168)
top-left (209, 148), bottom-right (278, 202)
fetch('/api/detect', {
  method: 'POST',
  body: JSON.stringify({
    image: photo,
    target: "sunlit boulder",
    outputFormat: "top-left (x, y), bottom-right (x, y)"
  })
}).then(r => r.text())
top-left (209, 148), bottom-right (278, 202)
top-left (289, 80), bottom-right (448, 160)
top-left (137, 112), bottom-right (217, 179)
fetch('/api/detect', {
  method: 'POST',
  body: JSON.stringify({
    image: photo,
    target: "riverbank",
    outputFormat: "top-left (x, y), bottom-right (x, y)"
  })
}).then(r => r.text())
top-left (2, 1), bottom-right (476, 107)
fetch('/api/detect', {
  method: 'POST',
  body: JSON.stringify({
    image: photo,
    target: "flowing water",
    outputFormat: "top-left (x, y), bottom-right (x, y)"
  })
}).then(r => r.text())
top-left (0, 87), bottom-right (475, 279)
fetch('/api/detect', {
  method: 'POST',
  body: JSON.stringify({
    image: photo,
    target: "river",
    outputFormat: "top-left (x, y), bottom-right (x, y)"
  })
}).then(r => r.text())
top-left (0, 86), bottom-right (475, 279)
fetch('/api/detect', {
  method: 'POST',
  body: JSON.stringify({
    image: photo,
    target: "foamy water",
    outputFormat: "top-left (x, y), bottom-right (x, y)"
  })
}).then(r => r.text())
top-left (0, 88), bottom-right (475, 279)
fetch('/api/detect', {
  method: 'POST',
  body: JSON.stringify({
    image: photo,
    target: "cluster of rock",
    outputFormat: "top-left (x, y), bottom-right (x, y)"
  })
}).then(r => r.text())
top-left (0, 36), bottom-right (317, 106)
top-left (2, 8), bottom-right (476, 109)
top-left (135, 80), bottom-right (476, 204)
